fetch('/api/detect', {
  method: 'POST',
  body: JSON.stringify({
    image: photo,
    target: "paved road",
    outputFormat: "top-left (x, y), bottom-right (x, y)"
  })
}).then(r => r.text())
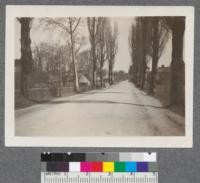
top-left (15, 81), bottom-right (185, 136)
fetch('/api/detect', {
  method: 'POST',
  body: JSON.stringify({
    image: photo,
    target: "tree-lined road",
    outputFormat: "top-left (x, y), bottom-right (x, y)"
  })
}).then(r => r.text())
top-left (15, 81), bottom-right (184, 136)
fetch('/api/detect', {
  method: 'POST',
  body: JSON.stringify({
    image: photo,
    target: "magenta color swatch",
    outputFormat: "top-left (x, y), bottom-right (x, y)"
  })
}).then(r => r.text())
top-left (80, 162), bottom-right (91, 172)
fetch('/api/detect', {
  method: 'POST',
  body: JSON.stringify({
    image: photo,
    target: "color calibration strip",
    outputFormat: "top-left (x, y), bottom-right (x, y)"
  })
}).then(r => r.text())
top-left (42, 161), bottom-right (158, 172)
top-left (41, 153), bottom-right (158, 183)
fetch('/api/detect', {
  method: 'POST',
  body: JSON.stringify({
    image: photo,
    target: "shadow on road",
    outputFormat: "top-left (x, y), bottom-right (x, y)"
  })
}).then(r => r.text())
top-left (48, 99), bottom-right (169, 109)
top-left (95, 91), bottom-right (128, 94)
top-left (79, 91), bottom-right (129, 95)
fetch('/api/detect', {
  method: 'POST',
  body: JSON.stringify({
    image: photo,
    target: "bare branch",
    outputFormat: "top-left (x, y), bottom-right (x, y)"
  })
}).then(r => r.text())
top-left (72, 18), bottom-right (81, 33)
top-left (42, 18), bottom-right (70, 33)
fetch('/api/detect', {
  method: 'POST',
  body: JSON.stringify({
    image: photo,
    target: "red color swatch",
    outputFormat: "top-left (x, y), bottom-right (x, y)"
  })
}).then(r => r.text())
top-left (91, 162), bottom-right (103, 172)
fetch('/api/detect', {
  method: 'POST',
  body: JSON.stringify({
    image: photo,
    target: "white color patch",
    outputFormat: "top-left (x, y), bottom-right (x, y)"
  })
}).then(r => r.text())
top-left (143, 153), bottom-right (157, 162)
top-left (69, 162), bottom-right (80, 172)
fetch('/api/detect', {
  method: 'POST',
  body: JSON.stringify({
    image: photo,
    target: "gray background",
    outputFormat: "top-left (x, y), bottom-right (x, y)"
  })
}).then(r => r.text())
top-left (0, 0), bottom-right (199, 182)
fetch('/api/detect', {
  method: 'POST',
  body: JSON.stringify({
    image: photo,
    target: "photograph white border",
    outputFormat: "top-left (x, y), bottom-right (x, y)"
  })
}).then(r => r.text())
top-left (5, 5), bottom-right (194, 147)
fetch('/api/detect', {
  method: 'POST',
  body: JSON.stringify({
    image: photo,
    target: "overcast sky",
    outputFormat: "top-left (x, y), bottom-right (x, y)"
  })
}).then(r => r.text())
top-left (15, 17), bottom-right (173, 72)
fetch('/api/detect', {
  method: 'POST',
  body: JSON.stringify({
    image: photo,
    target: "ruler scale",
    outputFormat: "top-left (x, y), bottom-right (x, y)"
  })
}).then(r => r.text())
top-left (41, 153), bottom-right (158, 183)
top-left (41, 172), bottom-right (158, 183)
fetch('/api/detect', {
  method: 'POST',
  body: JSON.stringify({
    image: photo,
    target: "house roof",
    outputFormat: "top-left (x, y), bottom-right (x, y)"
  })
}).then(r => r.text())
top-left (78, 44), bottom-right (91, 53)
top-left (79, 74), bottom-right (90, 84)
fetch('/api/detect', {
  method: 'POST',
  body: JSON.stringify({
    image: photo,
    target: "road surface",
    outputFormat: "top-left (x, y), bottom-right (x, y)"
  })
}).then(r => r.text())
top-left (15, 81), bottom-right (185, 136)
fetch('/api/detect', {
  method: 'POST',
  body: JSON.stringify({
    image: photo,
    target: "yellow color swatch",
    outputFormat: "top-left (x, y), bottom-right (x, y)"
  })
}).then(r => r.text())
top-left (103, 162), bottom-right (114, 172)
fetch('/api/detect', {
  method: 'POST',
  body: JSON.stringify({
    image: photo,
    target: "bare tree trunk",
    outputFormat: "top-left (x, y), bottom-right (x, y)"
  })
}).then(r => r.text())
top-left (99, 44), bottom-right (105, 88)
top-left (108, 63), bottom-right (111, 85)
top-left (87, 17), bottom-right (99, 89)
top-left (99, 49), bottom-right (104, 87)
top-left (170, 18), bottom-right (185, 106)
top-left (141, 55), bottom-right (147, 89)
top-left (20, 71), bottom-right (28, 98)
top-left (69, 22), bottom-right (79, 92)
top-left (59, 56), bottom-right (62, 96)
top-left (100, 64), bottom-right (103, 87)
top-left (135, 18), bottom-right (143, 88)
top-left (92, 42), bottom-right (96, 88)
top-left (149, 18), bottom-right (159, 94)
top-left (108, 62), bottom-right (113, 85)
top-left (141, 19), bottom-right (147, 89)
top-left (129, 25), bottom-right (137, 84)
top-left (106, 22), bottom-right (118, 86)
top-left (111, 66), bottom-right (113, 84)
top-left (19, 18), bottom-right (33, 98)
top-left (132, 57), bottom-right (138, 84)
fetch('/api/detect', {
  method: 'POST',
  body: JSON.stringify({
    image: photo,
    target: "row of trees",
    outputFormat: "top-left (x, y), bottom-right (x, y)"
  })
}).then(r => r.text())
top-left (33, 43), bottom-right (70, 73)
top-left (87, 18), bottom-right (118, 88)
top-left (41, 17), bottom-right (82, 92)
top-left (129, 17), bottom-right (185, 106)
top-left (17, 17), bottom-right (118, 98)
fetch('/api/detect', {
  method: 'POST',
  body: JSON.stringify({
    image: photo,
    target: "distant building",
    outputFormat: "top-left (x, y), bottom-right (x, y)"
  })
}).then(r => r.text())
top-left (156, 65), bottom-right (171, 84)
top-left (78, 74), bottom-right (91, 91)
top-left (114, 70), bottom-right (128, 82)
top-left (79, 74), bottom-right (91, 87)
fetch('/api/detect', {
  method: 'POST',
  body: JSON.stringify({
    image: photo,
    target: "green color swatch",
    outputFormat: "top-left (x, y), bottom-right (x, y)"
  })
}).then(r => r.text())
top-left (114, 162), bottom-right (126, 172)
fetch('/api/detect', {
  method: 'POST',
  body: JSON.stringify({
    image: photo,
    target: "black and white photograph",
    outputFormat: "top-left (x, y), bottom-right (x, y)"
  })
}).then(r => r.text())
top-left (5, 6), bottom-right (194, 147)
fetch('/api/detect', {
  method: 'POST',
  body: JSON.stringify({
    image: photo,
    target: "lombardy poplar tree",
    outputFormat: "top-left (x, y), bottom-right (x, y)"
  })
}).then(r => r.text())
top-left (17, 17), bottom-right (34, 98)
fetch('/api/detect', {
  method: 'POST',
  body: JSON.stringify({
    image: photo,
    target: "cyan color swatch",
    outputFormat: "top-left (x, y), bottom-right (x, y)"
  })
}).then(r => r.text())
top-left (125, 162), bottom-right (136, 172)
